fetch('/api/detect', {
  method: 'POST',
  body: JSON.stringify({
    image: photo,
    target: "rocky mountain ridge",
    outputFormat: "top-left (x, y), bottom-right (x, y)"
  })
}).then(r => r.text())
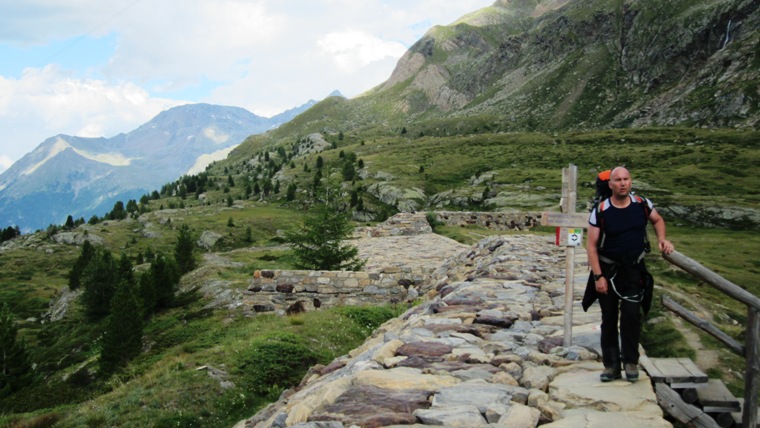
top-left (0, 98), bottom-right (323, 232)
top-left (361, 0), bottom-right (759, 129)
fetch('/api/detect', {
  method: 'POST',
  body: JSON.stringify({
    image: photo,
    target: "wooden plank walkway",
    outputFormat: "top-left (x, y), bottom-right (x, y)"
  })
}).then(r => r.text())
top-left (640, 356), bottom-right (708, 387)
top-left (697, 379), bottom-right (741, 413)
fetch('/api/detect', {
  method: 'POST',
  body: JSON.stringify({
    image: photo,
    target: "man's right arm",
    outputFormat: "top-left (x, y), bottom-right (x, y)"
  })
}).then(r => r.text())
top-left (587, 225), bottom-right (608, 294)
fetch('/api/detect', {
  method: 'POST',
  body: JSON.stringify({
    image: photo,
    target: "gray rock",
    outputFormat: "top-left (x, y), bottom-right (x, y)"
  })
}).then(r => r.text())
top-left (521, 364), bottom-right (556, 391)
top-left (290, 422), bottom-right (344, 428)
top-left (197, 230), bottom-right (222, 250)
top-left (432, 381), bottom-right (514, 412)
top-left (496, 402), bottom-right (541, 428)
top-left (414, 405), bottom-right (487, 427)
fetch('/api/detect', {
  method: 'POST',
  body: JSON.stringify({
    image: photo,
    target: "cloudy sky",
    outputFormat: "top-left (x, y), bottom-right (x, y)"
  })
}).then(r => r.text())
top-left (0, 0), bottom-right (495, 173)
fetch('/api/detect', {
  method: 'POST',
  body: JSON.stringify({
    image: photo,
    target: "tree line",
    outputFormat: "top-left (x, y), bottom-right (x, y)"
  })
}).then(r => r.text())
top-left (0, 224), bottom-right (197, 400)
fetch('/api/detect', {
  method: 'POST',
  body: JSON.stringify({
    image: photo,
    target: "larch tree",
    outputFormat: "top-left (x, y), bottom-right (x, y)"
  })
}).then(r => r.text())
top-left (285, 188), bottom-right (364, 271)
top-left (0, 304), bottom-right (33, 398)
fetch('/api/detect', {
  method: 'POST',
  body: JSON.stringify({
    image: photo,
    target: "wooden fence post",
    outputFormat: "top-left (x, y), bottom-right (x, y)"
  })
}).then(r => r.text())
top-left (562, 164), bottom-right (577, 347)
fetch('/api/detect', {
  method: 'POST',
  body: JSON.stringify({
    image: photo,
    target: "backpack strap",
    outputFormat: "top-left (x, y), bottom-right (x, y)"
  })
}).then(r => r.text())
top-left (596, 194), bottom-right (652, 254)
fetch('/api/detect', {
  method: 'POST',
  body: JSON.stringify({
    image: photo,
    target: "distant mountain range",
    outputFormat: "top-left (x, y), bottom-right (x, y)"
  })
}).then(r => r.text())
top-left (0, 97), bottom-right (331, 232)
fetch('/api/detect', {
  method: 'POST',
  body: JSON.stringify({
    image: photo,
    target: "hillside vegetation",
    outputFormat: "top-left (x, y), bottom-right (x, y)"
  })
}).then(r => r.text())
top-left (1, 125), bottom-right (758, 426)
top-left (2, 0), bottom-right (760, 425)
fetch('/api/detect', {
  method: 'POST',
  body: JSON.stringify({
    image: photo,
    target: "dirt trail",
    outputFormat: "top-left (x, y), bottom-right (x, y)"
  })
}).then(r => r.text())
top-left (656, 286), bottom-right (720, 371)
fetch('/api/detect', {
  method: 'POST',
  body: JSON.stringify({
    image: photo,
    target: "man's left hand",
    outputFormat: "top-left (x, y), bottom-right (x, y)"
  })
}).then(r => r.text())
top-left (659, 239), bottom-right (674, 254)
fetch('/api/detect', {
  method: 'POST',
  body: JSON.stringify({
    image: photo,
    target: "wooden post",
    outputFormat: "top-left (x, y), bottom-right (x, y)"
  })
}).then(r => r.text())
top-left (541, 165), bottom-right (586, 348)
top-left (562, 164), bottom-right (577, 347)
top-left (744, 307), bottom-right (760, 428)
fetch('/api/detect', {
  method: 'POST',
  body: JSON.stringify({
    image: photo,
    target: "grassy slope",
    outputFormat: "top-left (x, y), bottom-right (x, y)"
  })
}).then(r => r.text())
top-left (2, 126), bottom-right (759, 424)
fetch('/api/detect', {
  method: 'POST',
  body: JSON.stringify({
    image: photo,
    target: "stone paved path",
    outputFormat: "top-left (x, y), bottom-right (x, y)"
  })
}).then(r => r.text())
top-left (355, 234), bottom-right (467, 274)
top-left (235, 230), bottom-right (672, 428)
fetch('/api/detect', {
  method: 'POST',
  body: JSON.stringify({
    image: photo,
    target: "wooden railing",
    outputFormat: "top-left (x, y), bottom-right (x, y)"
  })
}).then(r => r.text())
top-left (662, 250), bottom-right (759, 428)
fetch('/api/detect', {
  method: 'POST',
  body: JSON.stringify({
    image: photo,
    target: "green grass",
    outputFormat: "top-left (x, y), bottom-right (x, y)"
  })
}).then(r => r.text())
top-left (2, 304), bottom-right (403, 427)
top-left (2, 126), bottom-right (759, 424)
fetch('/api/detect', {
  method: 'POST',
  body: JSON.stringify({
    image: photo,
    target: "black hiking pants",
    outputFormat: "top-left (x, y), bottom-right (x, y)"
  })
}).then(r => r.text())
top-left (598, 262), bottom-right (644, 367)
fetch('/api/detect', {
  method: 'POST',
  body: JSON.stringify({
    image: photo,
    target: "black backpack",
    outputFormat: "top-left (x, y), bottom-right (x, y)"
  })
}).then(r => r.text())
top-left (594, 170), bottom-right (612, 205)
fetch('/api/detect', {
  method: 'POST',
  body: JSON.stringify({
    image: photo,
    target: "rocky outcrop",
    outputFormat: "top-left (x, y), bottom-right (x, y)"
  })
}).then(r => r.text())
top-left (375, 0), bottom-right (760, 129)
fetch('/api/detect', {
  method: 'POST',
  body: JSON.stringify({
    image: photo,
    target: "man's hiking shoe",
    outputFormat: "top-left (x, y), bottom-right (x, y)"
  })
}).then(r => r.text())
top-left (600, 366), bottom-right (621, 382)
top-left (625, 363), bottom-right (639, 382)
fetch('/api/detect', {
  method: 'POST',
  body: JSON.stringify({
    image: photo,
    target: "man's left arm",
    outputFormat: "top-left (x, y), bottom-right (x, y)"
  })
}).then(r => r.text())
top-left (648, 208), bottom-right (675, 254)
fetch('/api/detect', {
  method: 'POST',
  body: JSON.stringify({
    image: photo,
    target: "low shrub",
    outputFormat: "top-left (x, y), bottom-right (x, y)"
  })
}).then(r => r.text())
top-left (235, 332), bottom-right (321, 400)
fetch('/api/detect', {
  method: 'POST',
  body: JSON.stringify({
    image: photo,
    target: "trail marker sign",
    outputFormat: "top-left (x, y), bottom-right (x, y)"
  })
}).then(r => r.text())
top-left (541, 212), bottom-right (588, 229)
top-left (556, 228), bottom-right (583, 247)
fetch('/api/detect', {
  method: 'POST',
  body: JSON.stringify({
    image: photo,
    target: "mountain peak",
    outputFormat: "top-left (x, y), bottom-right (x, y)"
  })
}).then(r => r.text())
top-left (0, 102), bottom-right (312, 231)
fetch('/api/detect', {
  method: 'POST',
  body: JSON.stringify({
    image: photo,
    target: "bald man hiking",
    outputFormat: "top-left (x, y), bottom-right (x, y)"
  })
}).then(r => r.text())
top-left (583, 166), bottom-right (675, 382)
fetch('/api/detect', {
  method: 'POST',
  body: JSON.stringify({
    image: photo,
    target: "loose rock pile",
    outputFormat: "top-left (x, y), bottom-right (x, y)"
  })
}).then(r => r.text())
top-left (235, 234), bottom-right (671, 428)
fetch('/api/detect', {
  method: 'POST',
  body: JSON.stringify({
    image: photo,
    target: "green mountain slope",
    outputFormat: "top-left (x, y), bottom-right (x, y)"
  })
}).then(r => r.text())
top-left (2, 1), bottom-right (760, 426)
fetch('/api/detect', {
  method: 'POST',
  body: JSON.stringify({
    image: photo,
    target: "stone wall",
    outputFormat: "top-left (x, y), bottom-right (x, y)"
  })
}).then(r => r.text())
top-left (244, 269), bottom-right (428, 316)
top-left (244, 211), bottom-right (545, 316)
top-left (434, 211), bottom-right (541, 231)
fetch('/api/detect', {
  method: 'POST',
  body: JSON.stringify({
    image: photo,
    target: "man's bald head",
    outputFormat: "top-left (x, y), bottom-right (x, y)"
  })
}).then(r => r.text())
top-left (610, 166), bottom-right (630, 180)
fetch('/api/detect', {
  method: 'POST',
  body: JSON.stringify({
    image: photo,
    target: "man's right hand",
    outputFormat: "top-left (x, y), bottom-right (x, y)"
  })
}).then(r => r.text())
top-left (595, 277), bottom-right (608, 295)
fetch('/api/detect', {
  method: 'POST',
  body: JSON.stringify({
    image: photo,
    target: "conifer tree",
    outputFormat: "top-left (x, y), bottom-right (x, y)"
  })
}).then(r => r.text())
top-left (286, 183), bottom-right (297, 201)
top-left (174, 224), bottom-right (195, 274)
top-left (99, 280), bottom-right (143, 375)
top-left (341, 162), bottom-right (355, 181)
top-left (150, 253), bottom-right (181, 311)
top-left (64, 215), bottom-right (75, 229)
top-left (80, 249), bottom-right (119, 320)
top-left (285, 188), bottom-right (364, 271)
top-left (68, 240), bottom-right (95, 290)
top-left (0, 304), bottom-right (33, 399)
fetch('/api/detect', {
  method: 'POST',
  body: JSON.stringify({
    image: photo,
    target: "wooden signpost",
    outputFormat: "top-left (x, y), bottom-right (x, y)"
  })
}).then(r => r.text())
top-left (541, 164), bottom-right (586, 347)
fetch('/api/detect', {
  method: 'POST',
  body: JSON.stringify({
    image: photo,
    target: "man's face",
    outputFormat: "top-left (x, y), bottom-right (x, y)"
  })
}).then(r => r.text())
top-left (609, 168), bottom-right (631, 197)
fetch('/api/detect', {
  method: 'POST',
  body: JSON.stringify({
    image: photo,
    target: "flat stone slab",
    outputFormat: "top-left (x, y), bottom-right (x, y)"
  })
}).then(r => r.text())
top-left (542, 409), bottom-right (673, 427)
top-left (550, 362), bottom-right (664, 416)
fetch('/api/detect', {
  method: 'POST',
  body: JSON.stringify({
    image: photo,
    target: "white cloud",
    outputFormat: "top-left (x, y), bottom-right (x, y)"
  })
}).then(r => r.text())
top-left (0, 65), bottom-right (181, 165)
top-left (0, 0), bottom-right (496, 165)
top-left (0, 155), bottom-right (12, 174)
top-left (317, 31), bottom-right (407, 74)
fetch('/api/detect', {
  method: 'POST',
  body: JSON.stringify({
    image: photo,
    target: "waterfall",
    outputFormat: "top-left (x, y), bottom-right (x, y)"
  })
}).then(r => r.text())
top-left (722, 19), bottom-right (732, 49)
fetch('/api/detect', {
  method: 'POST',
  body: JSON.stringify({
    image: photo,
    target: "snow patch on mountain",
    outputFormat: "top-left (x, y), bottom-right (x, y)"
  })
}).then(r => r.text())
top-left (186, 145), bottom-right (238, 175)
top-left (23, 137), bottom-right (136, 177)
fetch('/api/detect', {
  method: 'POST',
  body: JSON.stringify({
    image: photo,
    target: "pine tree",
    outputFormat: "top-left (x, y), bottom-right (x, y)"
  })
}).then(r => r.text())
top-left (80, 249), bottom-right (119, 320)
top-left (151, 253), bottom-right (181, 310)
top-left (174, 224), bottom-right (195, 274)
top-left (0, 304), bottom-right (33, 399)
top-left (341, 162), bottom-right (355, 181)
top-left (285, 190), bottom-right (364, 271)
top-left (99, 280), bottom-right (143, 375)
top-left (68, 240), bottom-right (95, 290)
top-left (286, 183), bottom-right (297, 201)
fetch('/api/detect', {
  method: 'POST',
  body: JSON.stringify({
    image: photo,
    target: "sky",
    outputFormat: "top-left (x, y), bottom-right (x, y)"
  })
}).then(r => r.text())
top-left (0, 0), bottom-right (495, 174)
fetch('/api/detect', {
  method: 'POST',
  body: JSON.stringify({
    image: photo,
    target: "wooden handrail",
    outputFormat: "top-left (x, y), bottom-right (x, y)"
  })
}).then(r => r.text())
top-left (660, 250), bottom-right (759, 428)
top-left (661, 295), bottom-right (744, 356)
top-left (663, 250), bottom-right (760, 312)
